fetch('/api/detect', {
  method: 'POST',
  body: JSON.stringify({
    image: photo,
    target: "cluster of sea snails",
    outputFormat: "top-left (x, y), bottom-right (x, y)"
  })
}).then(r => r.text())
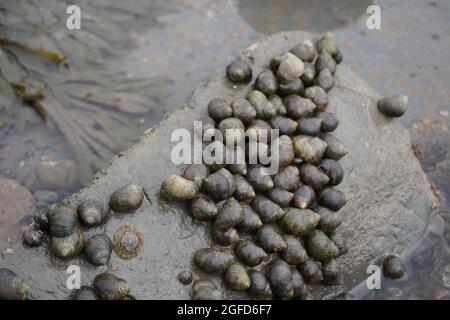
top-left (162, 33), bottom-right (350, 300)
top-left (13, 183), bottom-right (145, 299)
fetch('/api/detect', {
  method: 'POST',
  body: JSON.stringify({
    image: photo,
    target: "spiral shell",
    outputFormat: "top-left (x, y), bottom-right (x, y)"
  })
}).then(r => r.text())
top-left (298, 259), bottom-right (323, 284)
top-left (377, 95), bottom-right (408, 118)
top-left (192, 279), bottom-right (222, 300)
top-left (246, 165), bottom-right (274, 192)
top-left (235, 240), bottom-right (267, 267)
top-left (183, 164), bottom-right (209, 188)
top-left (283, 95), bottom-right (316, 119)
top-left (277, 79), bottom-right (304, 97)
top-left (109, 184), bottom-right (144, 212)
top-left (318, 187), bottom-right (347, 211)
top-left (47, 203), bottom-right (78, 238)
top-left (269, 116), bottom-right (298, 136)
top-left (84, 234), bottom-right (113, 266)
top-left (224, 263), bottom-right (251, 291)
top-left (267, 187), bottom-right (294, 208)
top-left (207, 98), bottom-right (232, 121)
top-left (190, 193), bottom-right (218, 221)
top-left (255, 69), bottom-right (278, 96)
top-left (231, 97), bottom-right (257, 124)
top-left (266, 259), bottom-right (294, 299)
top-left (0, 269), bottom-right (30, 300)
top-left (251, 195), bottom-right (285, 223)
top-left (113, 225), bottom-right (144, 260)
top-left (77, 198), bottom-right (111, 227)
top-left (299, 164), bottom-right (330, 190)
top-left (318, 159), bottom-right (344, 186)
top-left (256, 224), bottom-right (287, 253)
top-left (214, 197), bottom-right (244, 231)
top-left (236, 205), bottom-right (263, 233)
top-left (382, 255), bottom-right (406, 279)
top-left (297, 118), bottom-right (322, 136)
top-left (273, 166), bottom-right (300, 191)
top-left (315, 69), bottom-right (335, 92)
top-left (276, 52), bottom-right (304, 84)
top-left (291, 39), bottom-right (316, 62)
top-left (71, 286), bottom-right (99, 300)
top-left (212, 228), bottom-right (239, 247)
top-left (293, 135), bottom-right (327, 163)
top-left (226, 59), bottom-right (252, 84)
top-left (203, 171), bottom-right (231, 201)
top-left (320, 133), bottom-right (347, 160)
top-left (248, 270), bottom-right (272, 298)
top-left (306, 230), bottom-right (340, 262)
top-left (274, 135), bottom-right (295, 168)
top-left (194, 248), bottom-right (234, 274)
top-left (233, 175), bottom-right (256, 201)
top-left (279, 208), bottom-right (321, 236)
top-left (304, 86), bottom-right (329, 111)
top-left (93, 273), bottom-right (130, 300)
top-left (316, 111), bottom-right (339, 132)
top-left (315, 50), bottom-right (336, 75)
top-left (292, 185), bottom-right (316, 209)
top-left (280, 234), bottom-right (308, 265)
top-left (247, 90), bottom-right (277, 120)
top-left (322, 259), bottom-right (343, 286)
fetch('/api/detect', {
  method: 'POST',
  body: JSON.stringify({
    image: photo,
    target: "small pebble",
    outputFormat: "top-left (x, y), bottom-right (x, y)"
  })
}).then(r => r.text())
top-left (178, 271), bottom-right (193, 285)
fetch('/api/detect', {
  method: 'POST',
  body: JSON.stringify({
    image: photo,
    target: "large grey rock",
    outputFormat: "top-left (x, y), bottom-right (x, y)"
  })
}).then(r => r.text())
top-left (0, 31), bottom-right (440, 300)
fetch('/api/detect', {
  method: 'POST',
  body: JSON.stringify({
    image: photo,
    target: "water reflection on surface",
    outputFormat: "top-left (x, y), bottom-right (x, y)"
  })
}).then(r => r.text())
top-left (238, 0), bottom-right (371, 34)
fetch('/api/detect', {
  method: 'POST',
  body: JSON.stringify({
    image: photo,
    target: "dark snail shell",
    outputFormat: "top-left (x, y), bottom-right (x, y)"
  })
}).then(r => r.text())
top-left (247, 90), bottom-right (277, 120)
top-left (276, 52), bottom-right (304, 84)
top-left (330, 231), bottom-right (347, 255)
top-left (277, 79), bottom-right (304, 97)
top-left (50, 227), bottom-right (85, 259)
top-left (183, 164), bottom-right (210, 188)
top-left (255, 69), bottom-right (278, 96)
top-left (293, 135), bottom-right (327, 163)
top-left (177, 271), bottom-right (193, 285)
top-left (318, 159), bottom-right (344, 186)
top-left (231, 97), bottom-right (257, 124)
top-left (109, 184), bottom-right (144, 212)
top-left (315, 69), bottom-right (335, 92)
top-left (215, 168), bottom-right (236, 197)
top-left (246, 165), bottom-right (274, 191)
top-left (316, 32), bottom-right (338, 56)
top-left (113, 225), bottom-right (144, 260)
top-left (256, 224), bottom-right (287, 253)
top-left (316, 111), bottom-right (339, 132)
top-left (273, 165), bottom-right (300, 191)
top-left (316, 206), bottom-right (342, 235)
top-left (269, 55), bottom-right (282, 71)
top-left (269, 116), bottom-right (298, 136)
top-left (93, 273), bottom-right (130, 300)
top-left (246, 119), bottom-right (273, 142)
top-left (192, 279), bottom-right (222, 300)
top-left (322, 259), bottom-right (343, 286)
top-left (248, 270), bottom-right (272, 298)
top-left (292, 185), bottom-right (316, 209)
top-left (207, 98), bottom-right (232, 121)
top-left (334, 48), bottom-right (343, 64)
top-left (203, 140), bottom-right (226, 172)
top-left (377, 95), bottom-right (408, 118)
top-left (246, 142), bottom-right (270, 165)
top-left (47, 203), bottom-right (78, 238)
top-left (280, 234), bottom-right (308, 265)
top-left (298, 259), bottom-right (323, 284)
top-left (71, 286), bottom-right (99, 300)
top-left (304, 86), bottom-right (329, 111)
top-left (299, 163), bottom-right (330, 190)
top-left (279, 208), bottom-right (321, 237)
top-left (320, 133), bottom-right (347, 160)
top-left (297, 118), bottom-right (322, 136)
top-left (226, 59), bottom-right (252, 84)
top-left (203, 171), bottom-right (230, 201)
top-left (301, 62), bottom-right (316, 85)
top-left (268, 187), bottom-right (294, 208)
top-left (292, 269), bottom-right (310, 299)
top-left (22, 225), bottom-right (44, 247)
top-left (84, 234), bottom-right (113, 266)
top-left (251, 195), bottom-right (285, 223)
top-left (236, 205), bottom-right (263, 233)
top-left (283, 95), bottom-right (316, 119)
top-left (0, 268), bottom-right (30, 300)
top-left (291, 39), bottom-right (316, 62)
top-left (224, 263), bottom-right (251, 291)
top-left (318, 187), bottom-right (347, 211)
top-left (233, 175), bottom-right (256, 201)
top-left (269, 95), bottom-right (287, 116)
top-left (191, 193), bottom-right (218, 221)
top-left (227, 163), bottom-right (247, 176)
top-left (382, 255), bottom-right (406, 279)
top-left (196, 116), bottom-right (217, 138)
top-left (77, 198), bottom-right (111, 227)
top-left (235, 240), bottom-right (267, 267)
top-left (194, 248), bottom-right (235, 274)
top-left (274, 135), bottom-right (295, 168)
top-left (306, 230), bottom-right (340, 262)
top-left (218, 118), bottom-right (245, 144)
top-left (266, 259), bottom-right (294, 299)
top-left (212, 228), bottom-right (239, 247)
top-left (214, 197), bottom-right (244, 231)
top-left (315, 50), bottom-right (337, 75)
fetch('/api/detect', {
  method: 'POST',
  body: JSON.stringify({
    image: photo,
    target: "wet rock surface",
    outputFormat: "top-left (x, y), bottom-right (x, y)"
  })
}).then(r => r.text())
top-left (0, 179), bottom-right (35, 250)
top-left (0, 31), bottom-right (440, 299)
